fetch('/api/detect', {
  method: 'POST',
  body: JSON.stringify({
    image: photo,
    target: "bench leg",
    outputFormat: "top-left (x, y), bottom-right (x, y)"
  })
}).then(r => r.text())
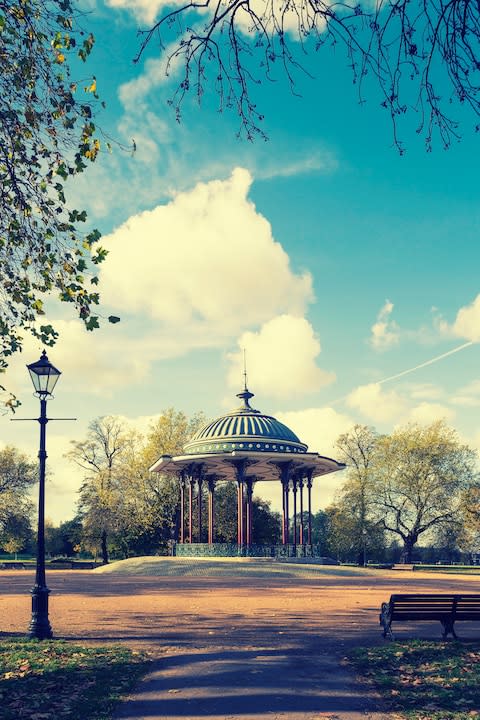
top-left (441, 620), bottom-right (457, 639)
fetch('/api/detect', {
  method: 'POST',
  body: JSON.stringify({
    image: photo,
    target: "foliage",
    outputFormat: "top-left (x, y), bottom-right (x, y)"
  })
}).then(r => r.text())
top-left (334, 424), bottom-right (381, 565)
top-left (0, 446), bottom-right (36, 545)
top-left (69, 410), bottom-right (209, 559)
top-left (68, 416), bottom-right (131, 563)
top-left (350, 639), bottom-right (480, 718)
top-left (0, 638), bottom-right (151, 720)
top-left (0, 512), bottom-right (34, 556)
top-left (371, 420), bottom-right (478, 562)
top-left (0, 0), bottom-right (120, 409)
top-left (45, 516), bottom-right (83, 556)
top-left (137, 0), bottom-right (480, 150)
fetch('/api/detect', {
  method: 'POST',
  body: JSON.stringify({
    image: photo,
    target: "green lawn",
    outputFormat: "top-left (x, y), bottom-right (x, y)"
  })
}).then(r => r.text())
top-left (0, 638), bottom-right (151, 720)
top-left (350, 639), bottom-right (480, 719)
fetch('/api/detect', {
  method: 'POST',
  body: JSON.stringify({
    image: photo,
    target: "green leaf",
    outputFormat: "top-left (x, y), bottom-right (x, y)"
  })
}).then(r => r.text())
top-left (108, 316), bottom-right (120, 324)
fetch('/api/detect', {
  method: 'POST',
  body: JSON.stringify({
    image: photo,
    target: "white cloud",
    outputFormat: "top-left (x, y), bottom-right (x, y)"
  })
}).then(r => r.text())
top-left (346, 382), bottom-right (408, 424)
top-left (346, 381), bottom-right (456, 429)
top-left (100, 168), bottom-right (312, 334)
top-left (369, 299), bottom-right (399, 351)
top-left (106, 0), bottom-right (183, 23)
top-left (448, 294), bottom-right (480, 342)
top-left (406, 402), bottom-right (455, 425)
top-left (451, 379), bottom-right (480, 407)
top-left (276, 407), bottom-right (353, 457)
top-left (227, 315), bottom-right (335, 400)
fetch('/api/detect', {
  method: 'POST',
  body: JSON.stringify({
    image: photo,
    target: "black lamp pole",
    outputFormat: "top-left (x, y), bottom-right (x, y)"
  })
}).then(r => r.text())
top-left (26, 350), bottom-right (61, 640)
top-left (30, 394), bottom-right (52, 639)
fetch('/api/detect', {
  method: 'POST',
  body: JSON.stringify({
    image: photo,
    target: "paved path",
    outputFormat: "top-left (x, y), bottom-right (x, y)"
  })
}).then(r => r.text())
top-left (2, 562), bottom-right (480, 720)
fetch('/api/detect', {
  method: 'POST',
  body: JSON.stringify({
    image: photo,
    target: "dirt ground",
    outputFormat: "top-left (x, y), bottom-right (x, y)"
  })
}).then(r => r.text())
top-left (2, 564), bottom-right (480, 720)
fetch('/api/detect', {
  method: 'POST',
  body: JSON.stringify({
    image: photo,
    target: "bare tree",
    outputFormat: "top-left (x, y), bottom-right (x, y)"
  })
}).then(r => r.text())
top-left (137, 0), bottom-right (480, 150)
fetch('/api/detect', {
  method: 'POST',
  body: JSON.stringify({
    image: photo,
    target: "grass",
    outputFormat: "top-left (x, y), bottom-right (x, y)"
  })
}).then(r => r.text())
top-left (0, 638), bottom-right (152, 720)
top-left (349, 639), bottom-right (480, 719)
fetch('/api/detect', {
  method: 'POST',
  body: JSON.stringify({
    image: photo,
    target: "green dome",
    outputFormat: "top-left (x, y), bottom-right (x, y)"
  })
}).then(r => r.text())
top-left (183, 389), bottom-right (308, 456)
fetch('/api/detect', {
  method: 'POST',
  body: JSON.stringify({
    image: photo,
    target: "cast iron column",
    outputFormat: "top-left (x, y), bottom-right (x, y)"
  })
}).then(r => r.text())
top-left (207, 478), bottom-right (215, 544)
top-left (179, 473), bottom-right (186, 544)
top-left (29, 398), bottom-right (52, 640)
top-left (188, 476), bottom-right (194, 543)
top-left (307, 469), bottom-right (313, 546)
top-left (299, 475), bottom-right (304, 546)
top-left (292, 475), bottom-right (298, 552)
top-left (245, 478), bottom-right (254, 547)
top-left (197, 473), bottom-right (203, 543)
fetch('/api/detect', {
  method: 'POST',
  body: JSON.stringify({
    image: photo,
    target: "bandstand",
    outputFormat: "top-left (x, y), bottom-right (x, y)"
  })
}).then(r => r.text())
top-left (150, 386), bottom-right (345, 556)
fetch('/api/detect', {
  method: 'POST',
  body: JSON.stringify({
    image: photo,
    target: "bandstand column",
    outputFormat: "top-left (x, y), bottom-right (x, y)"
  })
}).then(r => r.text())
top-left (245, 478), bottom-right (254, 547)
top-left (280, 464), bottom-right (291, 545)
top-left (188, 475), bottom-right (194, 543)
top-left (234, 459), bottom-right (248, 547)
top-left (197, 472), bottom-right (204, 543)
top-left (207, 478), bottom-right (215, 544)
top-left (298, 476), bottom-right (304, 546)
top-left (306, 469), bottom-right (313, 546)
top-left (292, 475), bottom-right (298, 550)
top-left (179, 472), bottom-right (186, 544)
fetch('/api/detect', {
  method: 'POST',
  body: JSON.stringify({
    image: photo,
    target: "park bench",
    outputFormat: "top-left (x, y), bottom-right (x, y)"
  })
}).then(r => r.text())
top-left (380, 594), bottom-right (480, 639)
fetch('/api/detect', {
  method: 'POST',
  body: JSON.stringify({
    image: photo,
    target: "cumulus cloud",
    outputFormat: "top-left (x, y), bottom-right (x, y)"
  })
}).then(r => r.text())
top-left (106, 0), bottom-right (183, 23)
top-left (447, 294), bottom-right (480, 342)
top-left (407, 402), bottom-right (455, 425)
top-left (5, 169), bottom-right (315, 398)
top-left (451, 379), bottom-right (480, 407)
top-left (346, 381), bottom-right (456, 428)
top-left (346, 382), bottom-right (408, 424)
top-left (227, 315), bottom-right (335, 400)
top-left (276, 407), bottom-right (353, 457)
top-left (100, 168), bottom-right (312, 334)
top-left (369, 299), bottom-right (399, 351)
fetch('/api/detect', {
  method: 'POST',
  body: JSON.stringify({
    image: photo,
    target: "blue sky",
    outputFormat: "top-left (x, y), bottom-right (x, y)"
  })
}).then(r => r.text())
top-left (2, 0), bottom-right (479, 523)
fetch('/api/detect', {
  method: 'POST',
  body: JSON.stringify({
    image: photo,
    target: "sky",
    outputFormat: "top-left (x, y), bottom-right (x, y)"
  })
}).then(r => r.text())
top-left (1, 0), bottom-right (480, 524)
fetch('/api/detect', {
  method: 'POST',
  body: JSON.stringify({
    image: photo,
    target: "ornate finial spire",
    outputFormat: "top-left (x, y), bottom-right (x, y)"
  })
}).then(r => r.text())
top-left (236, 348), bottom-right (255, 409)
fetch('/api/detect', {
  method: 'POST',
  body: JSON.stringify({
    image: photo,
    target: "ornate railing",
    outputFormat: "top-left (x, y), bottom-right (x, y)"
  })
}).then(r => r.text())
top-left (174, 543), bottom-right (332, 559)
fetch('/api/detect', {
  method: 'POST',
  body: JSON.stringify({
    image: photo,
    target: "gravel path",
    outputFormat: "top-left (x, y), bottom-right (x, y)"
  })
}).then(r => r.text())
top-left (2, 560), bottom-right (480, 720)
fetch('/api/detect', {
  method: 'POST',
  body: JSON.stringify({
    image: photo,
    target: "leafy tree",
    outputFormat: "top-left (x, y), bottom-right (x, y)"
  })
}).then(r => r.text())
top-left (0, 512), bottom-right (34, 557)
top-left (68, 416), bottom-right (131, 563)
top-left (371, 420), bottom-right (478, 563)
top-left (252, 497), bottom-right (281, 544)
top-left (335, 424), bottom-right (379, 565)
top-left (0, 0), bottom-right (120, 408)
top-left (0, 446), bottom-right (36, 539)
top-left (138, 0), bottom-right (480, 150)
top-left (45, 516), bottom-right (83, 557)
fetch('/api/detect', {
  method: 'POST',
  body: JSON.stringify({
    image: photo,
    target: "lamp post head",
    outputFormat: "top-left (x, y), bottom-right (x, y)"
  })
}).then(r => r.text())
top-left (27, 350), bottom-right (61, 398)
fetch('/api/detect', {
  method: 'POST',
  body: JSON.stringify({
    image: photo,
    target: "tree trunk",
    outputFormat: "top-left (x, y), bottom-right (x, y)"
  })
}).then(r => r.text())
top-left (101, 529), bottom-right (109, 565)
top-left (402, 537), bottom-right (416, 563)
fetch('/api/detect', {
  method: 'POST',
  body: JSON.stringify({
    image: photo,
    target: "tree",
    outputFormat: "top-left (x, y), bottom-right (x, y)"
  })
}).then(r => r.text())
top-left (335, 424), bottom-right (379, 565)
top-left (1, 512), bottom-right (34, 557)
top-left (0, 446), bottom-right (36, 539)
top-left (68, 416), bottom-right (131, 563)
top-left (138, 0), bottom-right (480, 150)
top-left (371, 420), bottom-right (477, 563)
top-left (0, 0), bottom-right (121, 409)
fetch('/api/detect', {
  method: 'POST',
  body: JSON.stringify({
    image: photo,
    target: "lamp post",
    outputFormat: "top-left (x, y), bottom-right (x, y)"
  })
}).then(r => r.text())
top-left (26, 350), bottom-right (61, 640)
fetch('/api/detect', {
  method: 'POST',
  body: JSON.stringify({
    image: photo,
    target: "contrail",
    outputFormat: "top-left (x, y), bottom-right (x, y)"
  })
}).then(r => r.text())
top-left (377, 341), bottom-right (474, 385)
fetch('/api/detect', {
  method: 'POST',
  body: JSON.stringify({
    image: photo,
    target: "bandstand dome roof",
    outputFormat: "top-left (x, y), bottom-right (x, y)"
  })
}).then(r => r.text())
top-left (183, 389), bottom-right (308, 456)
top-left (149, 386), bottom-right (345, 482)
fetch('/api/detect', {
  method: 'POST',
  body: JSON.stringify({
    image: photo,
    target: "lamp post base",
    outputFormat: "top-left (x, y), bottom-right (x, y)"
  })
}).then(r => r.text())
top-left (29, 584), bottom-right (53, 640)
